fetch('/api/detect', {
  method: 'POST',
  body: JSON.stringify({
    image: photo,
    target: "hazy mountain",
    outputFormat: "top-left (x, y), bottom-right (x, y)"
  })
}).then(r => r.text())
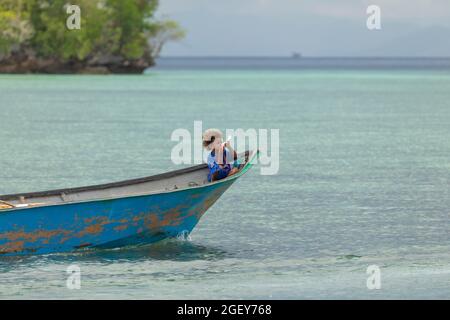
top-left (159, 1), bottom-right (450, 57)
top-left (362, 26), bottom-right (450, 57)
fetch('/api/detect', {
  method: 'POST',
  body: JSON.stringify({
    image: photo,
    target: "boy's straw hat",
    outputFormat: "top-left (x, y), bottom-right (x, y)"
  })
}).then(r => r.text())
top-left (202, 128), bottom-right (223, 149)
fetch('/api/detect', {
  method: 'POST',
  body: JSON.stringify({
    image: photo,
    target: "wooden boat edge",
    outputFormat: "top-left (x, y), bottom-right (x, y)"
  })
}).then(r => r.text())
top-left (0, 150), bottom-right (258, 212)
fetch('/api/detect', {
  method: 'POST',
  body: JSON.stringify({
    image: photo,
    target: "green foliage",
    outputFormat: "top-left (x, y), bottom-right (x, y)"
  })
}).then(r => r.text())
top-left (0, 0), bottom-right (33, 55)
top-left (148, 19), bottom-right (186, 58)
top-left (0, 0), bottom-right (184, 63)
top-left (106, 0), bottom-right (157, 59)
top-left (29, 0), bottom-right (113, 60)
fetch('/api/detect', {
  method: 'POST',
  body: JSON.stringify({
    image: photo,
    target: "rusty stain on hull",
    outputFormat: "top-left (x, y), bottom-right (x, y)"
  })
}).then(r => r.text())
top-left (0, 183), bottom-right (233, 255)
top-left (0, 151), bottom-right (257, 255)
top-left (74, 243), bottom-right (92, 249)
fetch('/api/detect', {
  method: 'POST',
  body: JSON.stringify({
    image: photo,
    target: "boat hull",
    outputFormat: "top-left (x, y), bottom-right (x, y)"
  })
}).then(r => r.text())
top-left (0, 178), bottom-right (235, 256)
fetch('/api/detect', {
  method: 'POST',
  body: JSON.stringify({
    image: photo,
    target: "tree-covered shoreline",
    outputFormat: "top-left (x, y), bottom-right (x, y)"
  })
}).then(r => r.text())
top-left (0, 0), bottom-right (184, 73)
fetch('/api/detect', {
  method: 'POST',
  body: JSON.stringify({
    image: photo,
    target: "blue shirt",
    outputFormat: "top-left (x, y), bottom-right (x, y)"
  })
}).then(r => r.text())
top-left (207, 148), bottom-right (233, 182)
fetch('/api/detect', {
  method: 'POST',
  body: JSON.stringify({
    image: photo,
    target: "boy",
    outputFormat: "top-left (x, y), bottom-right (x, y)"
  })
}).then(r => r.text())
top-left (202, 129), bottom-right (239, 182)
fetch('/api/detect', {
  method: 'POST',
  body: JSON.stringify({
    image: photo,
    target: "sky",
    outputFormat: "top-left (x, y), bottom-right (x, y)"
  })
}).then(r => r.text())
top-left (156, 0), bottom-right (450, 57)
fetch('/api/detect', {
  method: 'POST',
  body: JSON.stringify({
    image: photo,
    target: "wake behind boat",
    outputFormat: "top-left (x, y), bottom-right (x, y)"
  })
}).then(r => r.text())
top-left (0, 151), bottom-right (257, 256)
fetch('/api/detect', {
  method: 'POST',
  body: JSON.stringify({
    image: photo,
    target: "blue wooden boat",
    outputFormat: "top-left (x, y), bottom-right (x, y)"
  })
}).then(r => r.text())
top-left (0, 151), bottom-right (257, 256)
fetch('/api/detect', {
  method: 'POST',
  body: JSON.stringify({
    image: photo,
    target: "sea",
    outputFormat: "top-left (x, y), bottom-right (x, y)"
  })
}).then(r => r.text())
top-left (0, 57), bottom-right (449, 299)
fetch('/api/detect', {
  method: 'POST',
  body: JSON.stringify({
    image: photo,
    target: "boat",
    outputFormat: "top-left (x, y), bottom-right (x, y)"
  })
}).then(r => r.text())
top-left (291, 52), bottom-right (302, 59)
top-left (0, 150), bottom-right (257, 256)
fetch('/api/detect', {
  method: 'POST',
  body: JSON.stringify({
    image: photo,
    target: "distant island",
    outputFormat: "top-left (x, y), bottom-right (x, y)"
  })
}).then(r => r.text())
top-left (0, 0), bottom-right (185, 74)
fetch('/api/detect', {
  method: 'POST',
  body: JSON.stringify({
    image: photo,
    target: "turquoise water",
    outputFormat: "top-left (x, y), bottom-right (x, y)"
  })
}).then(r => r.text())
top-left (0, 66), bottom-right (450, 299)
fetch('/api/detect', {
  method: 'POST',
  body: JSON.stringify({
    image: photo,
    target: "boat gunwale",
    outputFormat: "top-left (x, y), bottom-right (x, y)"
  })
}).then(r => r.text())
top-left (0, 162), bottom-right (208, 201)
top-left (0, 150), bottom-right (256, 212)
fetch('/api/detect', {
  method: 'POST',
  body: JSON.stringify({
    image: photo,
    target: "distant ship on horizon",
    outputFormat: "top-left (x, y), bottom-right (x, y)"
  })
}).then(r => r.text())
top-left (291, 52), bottom-right (302, 59)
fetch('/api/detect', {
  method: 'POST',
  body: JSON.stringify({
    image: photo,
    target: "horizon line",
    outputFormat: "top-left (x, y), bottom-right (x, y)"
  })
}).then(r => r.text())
top-left (157, 56), bottom-right (450, 59)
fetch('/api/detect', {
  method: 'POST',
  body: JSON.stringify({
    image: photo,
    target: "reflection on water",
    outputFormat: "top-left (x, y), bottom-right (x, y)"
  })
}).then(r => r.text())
top-left (69, 239), bottom-right (230, 263)
top-left (0, 239), bottom-right (230, 269)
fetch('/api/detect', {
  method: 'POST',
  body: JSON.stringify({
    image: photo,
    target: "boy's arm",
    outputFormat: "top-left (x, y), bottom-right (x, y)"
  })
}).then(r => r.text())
top-left (225, 142), bottom-right (238, 160)
top-left (215, 145), bottom-right (225, 167)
